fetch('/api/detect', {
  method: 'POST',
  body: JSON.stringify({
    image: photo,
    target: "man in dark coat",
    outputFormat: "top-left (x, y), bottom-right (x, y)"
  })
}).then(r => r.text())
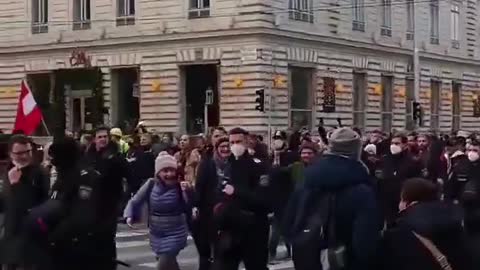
top-left (29, 137), bottom-right (104, 270)
top-left (126, 133), bottom-right (155, 195)
top-left (286, 127), bottom-right (380, 270)
top-left (212, 127), bottom-right (272, 270)
top-left (380, 178), bottom-right (472, 270)
top-left (83, 126), bottom-right (133, 270)
top-left (193, 136), bottom-right (229, 270)
top-left (459, 140), bottom-right (480, 269)
top-left (0, 135), bottom-right (50, 269)
top-left (379, 133), bottom-right (423, 226)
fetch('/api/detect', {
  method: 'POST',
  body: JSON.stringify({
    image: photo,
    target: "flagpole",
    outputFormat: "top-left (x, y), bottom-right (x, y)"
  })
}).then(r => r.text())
top-left (41, 118), bottom-right (50, 136)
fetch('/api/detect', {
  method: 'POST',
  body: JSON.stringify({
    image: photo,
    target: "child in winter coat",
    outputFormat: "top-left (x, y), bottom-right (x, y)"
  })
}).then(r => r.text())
top-left (124, 152), bottom-right (190, 270)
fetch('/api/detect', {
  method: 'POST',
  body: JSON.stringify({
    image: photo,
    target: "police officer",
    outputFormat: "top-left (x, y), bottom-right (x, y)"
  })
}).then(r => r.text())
top-left (83, 126), bottom-right (132, 269)
top-left (444, 137), bottom-right (469, 201)
top-left (41, 137), bottom-right (109, 270)
top-left (212, 127), bottom-right (271, 270)
top-left (378, 133), bottom-right (422, 227)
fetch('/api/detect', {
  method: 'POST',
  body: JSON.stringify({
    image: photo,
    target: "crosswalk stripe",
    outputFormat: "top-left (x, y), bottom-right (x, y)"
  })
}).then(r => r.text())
top-left (116, 230), bottom-right (149, 238)
top-left (139, 257), bottom-right (198, 268)
top-left (116, 240), bottom-right (150, 248)
top-left (262, 261), bottom-right (294, 270)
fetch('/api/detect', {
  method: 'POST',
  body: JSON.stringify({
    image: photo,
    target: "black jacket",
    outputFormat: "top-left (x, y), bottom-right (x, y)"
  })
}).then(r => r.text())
top-left (2, 164), bottom-right (50, 237)
top-left (194, 154), bottom-right (219, 215)
top-left (379, 152), bottom-right (423, 223)
top-left (444, 152), bottom-right (469, 201)
top-left (285, 154), bottom-right (380, 270)
top-left (126, 147), bottom-right (155, 191)
top-left (0, 164), bottom-right (50, 265)
top-left (461, 161), bottom-right (480, 233)
top-left (84, 142), bottom-right (131, 236)
top-left (379, 201), bottom-right (472, 270)
top-left (213, 152), bottom-right (272, 231)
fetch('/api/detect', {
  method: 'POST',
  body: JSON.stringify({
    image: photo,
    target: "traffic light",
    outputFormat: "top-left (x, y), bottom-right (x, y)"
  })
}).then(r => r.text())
top-left (255, 89), bottom-right (265, 112)
top-left (412, 101), bottom-right (422, 125)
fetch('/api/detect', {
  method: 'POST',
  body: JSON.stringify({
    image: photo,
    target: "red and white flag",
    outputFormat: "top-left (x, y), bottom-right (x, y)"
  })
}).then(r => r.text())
top-left (13, 80), bottom-right (43, 135)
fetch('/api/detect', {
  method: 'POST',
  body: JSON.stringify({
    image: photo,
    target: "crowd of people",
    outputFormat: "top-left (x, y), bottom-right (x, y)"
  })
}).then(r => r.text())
top-left (0, 121), bottom-right (480, 270)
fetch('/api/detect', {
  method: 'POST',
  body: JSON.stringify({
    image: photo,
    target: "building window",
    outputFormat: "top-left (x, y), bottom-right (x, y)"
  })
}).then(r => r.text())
top-left (73, 0), bottom-right (91, 30)
top-left (451, 4), bottom-right (460, 48)
top-left (117, 0), bottom-right (135, 26)
top-left (32, 0), bottom-right (48, 34)
top-left (289, 67), bottom-right (313, 130)
top-left (189, 0), bottom-right (210, 19)
top-left (352, 0), bottom-right (365, 31)
top-left (353, 72), bottom-right (367, 129)
top-left (405, 78), bottom-right (415, 130)
top-left (289, 0), bottom-right (314, 23)
top-left (430, 0), bottom-right (440, 44)
top-left (381, 0), bottom-right (392, 36)
top-left (381, 75), bottom-right (394, 132)
top-left (452, 81), bottom-right (461, 131)
top-left (430, 80), bottom-right (441, 130)
top-left (406, 0), bottom-right (414, 40)
top-left (322, 77), bottom-right (336, 113)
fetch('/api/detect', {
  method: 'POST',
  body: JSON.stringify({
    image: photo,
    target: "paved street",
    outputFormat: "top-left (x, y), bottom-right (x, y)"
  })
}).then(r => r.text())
top-left (115, 224), bottom-right (294, 270)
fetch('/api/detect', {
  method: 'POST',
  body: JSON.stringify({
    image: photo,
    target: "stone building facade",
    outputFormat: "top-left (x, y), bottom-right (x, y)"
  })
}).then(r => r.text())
top-left (0, 0), bottom-right (479, 134)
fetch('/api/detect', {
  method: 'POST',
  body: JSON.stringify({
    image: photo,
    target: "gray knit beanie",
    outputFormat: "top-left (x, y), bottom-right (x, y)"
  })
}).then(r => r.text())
top-left (328, 127), bottom-right (362, 160)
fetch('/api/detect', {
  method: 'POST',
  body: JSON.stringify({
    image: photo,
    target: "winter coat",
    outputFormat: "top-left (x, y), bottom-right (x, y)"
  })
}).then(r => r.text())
top-left (286, 154), bottom-right (380, 270)
top-left (84, 142), bottom-right (132, 235)
top-left (444, 152), bottom-right (469, 201)
top-left (269, 161), bottom-right (307, 220)
top-left (124, 178), bottom-right (189, 256)
top-left (461, 161), bottom-right (480, 234)
top-left (378, 151), bottom-right (423, 224)
top-left (379, 201), bottom-right (472, 270)
top-left (466, 233), bottom-right (480, 270)
top-left (126, 147), bottom-right (155, 192)
top-left (0, 164), bottom-right (50, 265)
top-left (194, 154), bottom-right (220, 216)
top-left (213, 153), bottom-right (272, 232)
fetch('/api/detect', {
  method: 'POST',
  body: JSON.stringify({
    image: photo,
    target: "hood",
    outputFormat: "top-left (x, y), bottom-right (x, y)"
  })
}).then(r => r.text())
top-left (398, 201), bottom-right (464, 238)
top-left (304, 154), bottom-right (371, 190)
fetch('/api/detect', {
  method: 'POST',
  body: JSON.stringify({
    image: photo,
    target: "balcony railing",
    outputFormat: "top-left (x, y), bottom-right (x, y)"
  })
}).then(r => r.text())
top-left (380, 26), bottom-right (392, 37)
top-left (352, 20), bottom-right (365, 32)
top-left (116, 16), bottom-right (135, 26)
top-left (452, 40), bottom-right (460, 49)
top-left (32, 22), bottom-right (48, 34)
top-left (289, 10), bottom-right (314, 23)
top-left (73, 20), bottom-right (91, 30)
top-left (188, 8), bottom-right (210, 19)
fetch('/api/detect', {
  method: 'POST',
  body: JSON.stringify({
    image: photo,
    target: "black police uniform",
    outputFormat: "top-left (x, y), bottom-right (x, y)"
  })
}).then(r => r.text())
top-left (83, 142), bottom-right (132, 269)
top-left (47, 166), bottom-right (113, 270)
top-left (445, 153), bottom-right (470, 201)
top-left (212, 152), bottom-right (272, 270)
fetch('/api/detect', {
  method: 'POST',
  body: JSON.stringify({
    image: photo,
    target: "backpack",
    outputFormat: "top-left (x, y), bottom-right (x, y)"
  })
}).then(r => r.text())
top-left (288, 189), bottom-right (346, 270)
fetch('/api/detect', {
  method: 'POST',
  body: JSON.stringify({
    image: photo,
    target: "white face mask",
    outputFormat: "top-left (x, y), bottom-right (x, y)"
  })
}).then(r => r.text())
top-left (390, 144), bottom-right (403, 155)
top-left (468, 151), bottom-right (479, 162)
top-left (273, 139), bottom-right (284, 150)
top-left (230, 144), bottom-right (246, 158)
